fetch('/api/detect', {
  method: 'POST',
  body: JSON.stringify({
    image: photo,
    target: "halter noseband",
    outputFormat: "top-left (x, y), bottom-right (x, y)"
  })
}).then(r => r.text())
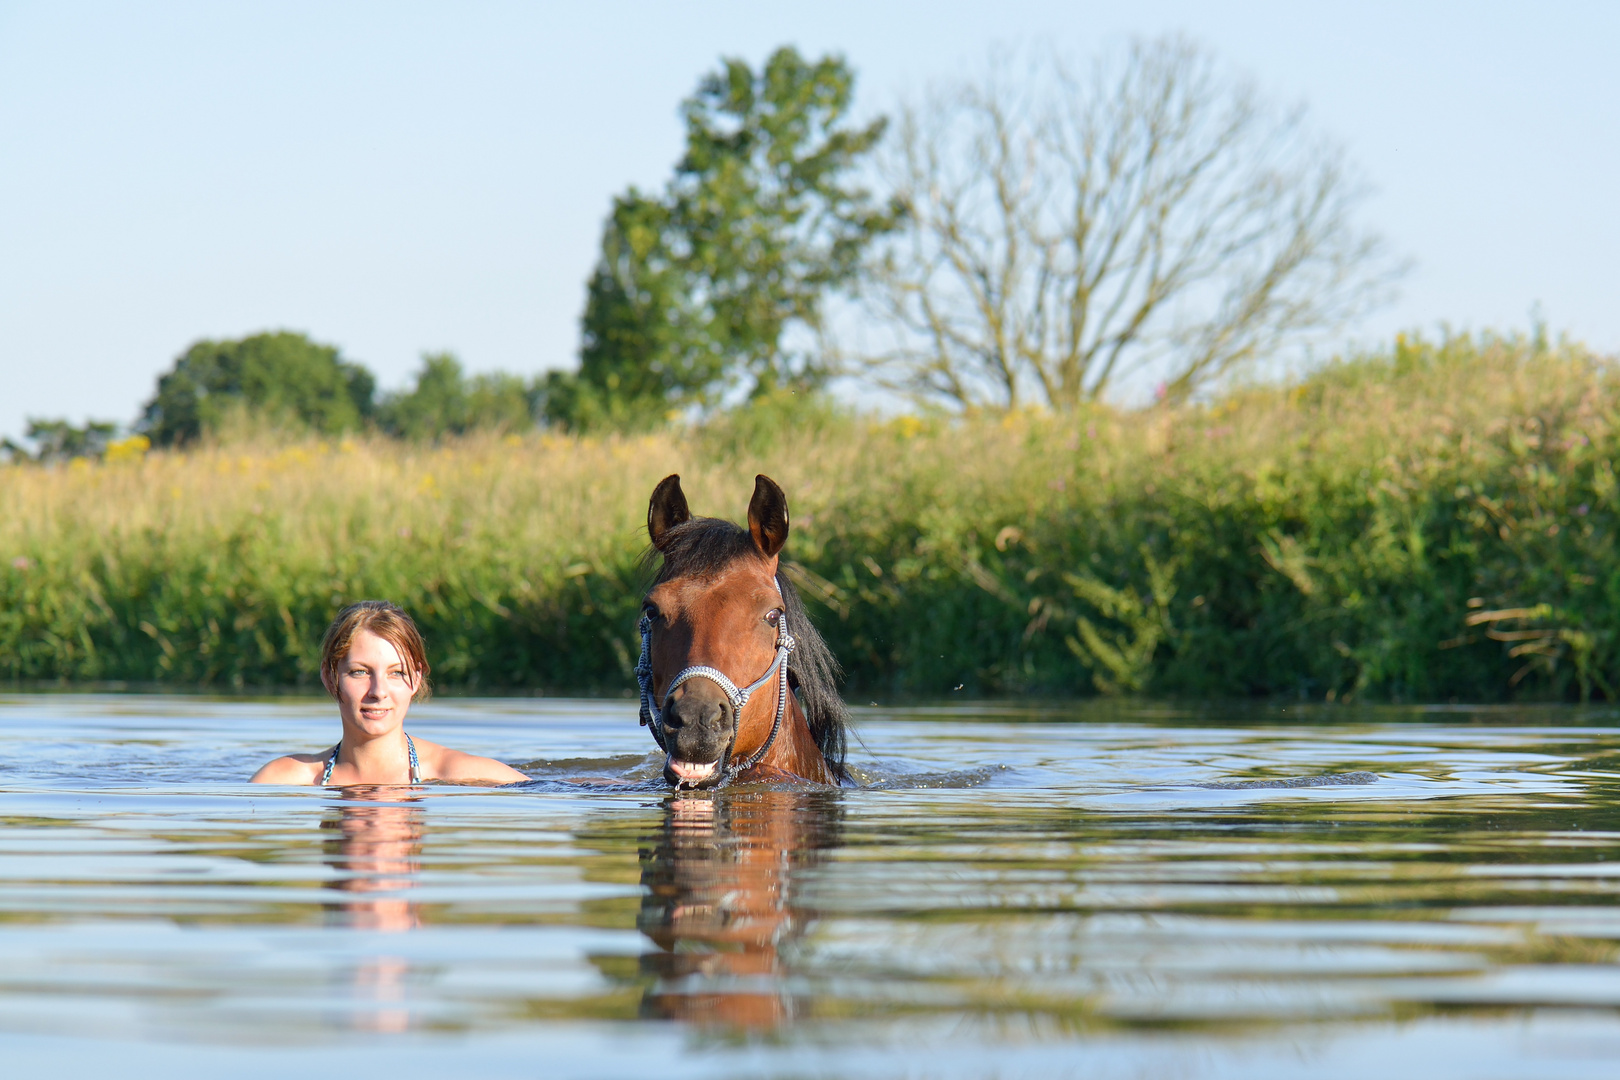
top-left (635, 588), bottom-right (797, 787)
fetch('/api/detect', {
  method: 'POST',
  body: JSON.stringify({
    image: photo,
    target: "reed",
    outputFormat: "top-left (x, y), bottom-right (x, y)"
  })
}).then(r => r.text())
top-left (3, 333), bottom-right (1615, 700)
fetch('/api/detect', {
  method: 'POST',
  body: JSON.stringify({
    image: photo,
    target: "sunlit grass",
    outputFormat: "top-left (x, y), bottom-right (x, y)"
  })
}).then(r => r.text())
top-left (3, 333), bottom-right (1616, 700)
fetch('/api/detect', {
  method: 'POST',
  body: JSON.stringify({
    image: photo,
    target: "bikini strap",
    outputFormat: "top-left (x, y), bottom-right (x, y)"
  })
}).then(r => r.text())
top-left (320, 743), bottom-right (339, 786)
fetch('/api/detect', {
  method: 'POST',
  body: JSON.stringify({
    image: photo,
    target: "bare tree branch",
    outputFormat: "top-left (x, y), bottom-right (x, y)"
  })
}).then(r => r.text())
top-left (859, 36), bottom-right (1403, 410)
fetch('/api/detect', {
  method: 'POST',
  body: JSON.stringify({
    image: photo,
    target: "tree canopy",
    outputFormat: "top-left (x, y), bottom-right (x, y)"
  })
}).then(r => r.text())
top-left (377, 353), bottom-right (538, 440)
top-left (543, 194), bottom-right (695, 431)
top-left (546, 46), bottom-right (896, 429)
top-left (141, 331), bottom-right (376, 446)
top-left (0, 418), bottom-right (117, 463)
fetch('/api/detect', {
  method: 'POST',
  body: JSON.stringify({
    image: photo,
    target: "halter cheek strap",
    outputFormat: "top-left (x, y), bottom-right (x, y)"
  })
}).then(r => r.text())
top-left (636, 597), bottom-right (797, 787)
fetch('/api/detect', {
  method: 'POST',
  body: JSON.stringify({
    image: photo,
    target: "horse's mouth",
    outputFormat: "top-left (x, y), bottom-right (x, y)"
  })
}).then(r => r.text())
top-left (665, 757), bottom-right (720, 788)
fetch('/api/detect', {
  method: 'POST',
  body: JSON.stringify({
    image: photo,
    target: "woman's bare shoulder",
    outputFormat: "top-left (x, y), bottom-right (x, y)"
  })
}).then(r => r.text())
top-left (250, 752), bottom-right (329, 785)
top-left (414, 738), bottom-right (529, 785)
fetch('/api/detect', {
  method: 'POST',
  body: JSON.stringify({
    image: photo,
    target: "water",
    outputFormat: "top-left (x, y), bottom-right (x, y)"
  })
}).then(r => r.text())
top-left (1, 694), bottom-right (1619, 1078)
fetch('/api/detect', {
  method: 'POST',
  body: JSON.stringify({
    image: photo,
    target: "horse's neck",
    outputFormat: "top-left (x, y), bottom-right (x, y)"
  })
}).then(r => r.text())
top-left (754, 698), bottom-right (833, 785)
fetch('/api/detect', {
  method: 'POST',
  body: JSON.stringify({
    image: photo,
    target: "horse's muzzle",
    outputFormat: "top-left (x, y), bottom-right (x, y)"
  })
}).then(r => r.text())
top-left (659, 687), bottom-right (735, 788)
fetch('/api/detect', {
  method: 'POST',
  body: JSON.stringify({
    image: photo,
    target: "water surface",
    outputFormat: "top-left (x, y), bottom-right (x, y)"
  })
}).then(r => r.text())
top-left (1, 694), bottom-right (1618, 1078)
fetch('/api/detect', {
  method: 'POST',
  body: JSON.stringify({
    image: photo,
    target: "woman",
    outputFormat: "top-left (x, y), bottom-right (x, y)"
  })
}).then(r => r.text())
top-left (251, 601), bottom-right (529, 786)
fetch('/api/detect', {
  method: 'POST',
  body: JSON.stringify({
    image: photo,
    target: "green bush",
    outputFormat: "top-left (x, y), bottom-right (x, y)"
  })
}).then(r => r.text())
top-left (141, 331), bottom-right (376, 446)
top-left (377, 353), bottom-right (538, 440)
top-left (1, 419), bottom-right (118, 463)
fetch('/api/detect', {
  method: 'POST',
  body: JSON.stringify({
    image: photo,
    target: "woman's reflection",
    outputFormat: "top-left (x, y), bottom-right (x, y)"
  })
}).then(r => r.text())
top-left (322, 791), bottom-right (424, 1031)
top-left (636, 788), bottom-right (842, 1029)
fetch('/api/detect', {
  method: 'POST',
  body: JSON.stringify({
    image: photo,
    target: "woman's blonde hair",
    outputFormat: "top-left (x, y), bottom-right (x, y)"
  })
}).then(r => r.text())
top-left (319, 601), bottom-right (432, 702)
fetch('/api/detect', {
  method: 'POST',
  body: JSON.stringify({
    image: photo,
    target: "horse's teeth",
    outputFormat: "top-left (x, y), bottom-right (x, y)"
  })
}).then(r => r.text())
top-left (668, 757), bottom-right (717, 783)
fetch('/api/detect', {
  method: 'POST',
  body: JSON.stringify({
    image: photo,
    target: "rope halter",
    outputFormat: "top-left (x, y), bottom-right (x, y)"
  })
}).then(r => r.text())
top-left (636, 597), bottom-right (797, 787)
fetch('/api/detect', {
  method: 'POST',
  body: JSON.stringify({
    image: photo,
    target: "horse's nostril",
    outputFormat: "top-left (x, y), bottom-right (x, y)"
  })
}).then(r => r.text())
top-left (687, 699), bottom-right (727, 727)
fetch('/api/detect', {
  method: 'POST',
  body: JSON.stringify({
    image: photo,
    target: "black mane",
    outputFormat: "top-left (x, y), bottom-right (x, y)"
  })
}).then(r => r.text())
top-left (642, 517), bottom-right (850, 781)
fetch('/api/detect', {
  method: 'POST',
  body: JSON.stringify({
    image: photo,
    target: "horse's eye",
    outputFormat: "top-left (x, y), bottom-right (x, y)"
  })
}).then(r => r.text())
top-left (642, 603), bottom-right (660, 621)
top-left (765, 608), bottom-right (782, 625)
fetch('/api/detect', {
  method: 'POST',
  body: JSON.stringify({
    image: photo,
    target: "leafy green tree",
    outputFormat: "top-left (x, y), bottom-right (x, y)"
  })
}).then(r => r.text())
top-left (675, 48), bottom-right (898, 394)
top-left (1, 418), bottom-right (117, 463)
top-left (141, 331), bottom-right (376, 446)
top-left (543, 194), bottom-right (695, 430)
top-left (378, 352), bottom-right (537, 440)
top-left (547, 46), bottom-right (896, 429)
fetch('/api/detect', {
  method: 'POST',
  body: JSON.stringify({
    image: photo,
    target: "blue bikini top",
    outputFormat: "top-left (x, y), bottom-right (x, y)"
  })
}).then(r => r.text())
top-left (320, 733), bottom-right (421, 786)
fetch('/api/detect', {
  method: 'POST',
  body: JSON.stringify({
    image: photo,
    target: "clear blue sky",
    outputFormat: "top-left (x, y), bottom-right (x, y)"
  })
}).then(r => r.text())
top-left (2, 1), bottom-right (1616, 439)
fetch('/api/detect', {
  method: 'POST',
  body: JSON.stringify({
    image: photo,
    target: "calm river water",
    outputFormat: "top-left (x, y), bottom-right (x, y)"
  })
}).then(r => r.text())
top-left (1, 694), bottom-right (1618, 1078)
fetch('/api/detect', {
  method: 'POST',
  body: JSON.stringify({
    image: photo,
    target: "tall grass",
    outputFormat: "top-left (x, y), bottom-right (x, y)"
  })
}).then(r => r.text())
top-left (3, 333), bottom-right (1616, 700)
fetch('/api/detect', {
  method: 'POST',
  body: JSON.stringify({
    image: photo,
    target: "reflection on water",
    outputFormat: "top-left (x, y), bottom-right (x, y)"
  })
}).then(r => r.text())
top-left (322, 794), bottom-right (423, 932)
top-left (321, 793), bottom-right (423, 1031)
top-left (1, 696), bottom-right (1620, 1077)
top-left (635, 791), bottom-right (840, 1028)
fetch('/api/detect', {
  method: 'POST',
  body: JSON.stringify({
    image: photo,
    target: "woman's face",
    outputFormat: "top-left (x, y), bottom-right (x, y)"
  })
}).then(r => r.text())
top-left (330, 630), bottom-right (420, 737)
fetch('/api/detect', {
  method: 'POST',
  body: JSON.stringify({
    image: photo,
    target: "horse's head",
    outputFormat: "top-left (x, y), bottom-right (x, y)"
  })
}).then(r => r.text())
top-left (638, 473), bottom-right (845, 789)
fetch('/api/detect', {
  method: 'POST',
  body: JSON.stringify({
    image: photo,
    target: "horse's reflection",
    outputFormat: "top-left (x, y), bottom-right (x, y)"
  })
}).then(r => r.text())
top-left (636, 788), bottom-right (841, 1029)
top-left (321, 792), bottom-right (423, 1031)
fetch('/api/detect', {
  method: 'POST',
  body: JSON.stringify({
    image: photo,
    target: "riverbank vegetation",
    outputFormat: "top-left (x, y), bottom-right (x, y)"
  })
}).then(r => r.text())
top-left (3, 333), bottom-right (1614, 701)
top-left (0, 50), bottom-right (1594, 701)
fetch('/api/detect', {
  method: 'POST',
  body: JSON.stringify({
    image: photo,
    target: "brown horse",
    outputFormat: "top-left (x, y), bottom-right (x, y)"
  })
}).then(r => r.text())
top-left (638, 473), bottom-right (849, 789)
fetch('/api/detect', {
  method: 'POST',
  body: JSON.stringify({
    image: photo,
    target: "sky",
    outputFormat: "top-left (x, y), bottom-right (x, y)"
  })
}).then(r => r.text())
top-left (1, 1), bottom-right (1617, 440)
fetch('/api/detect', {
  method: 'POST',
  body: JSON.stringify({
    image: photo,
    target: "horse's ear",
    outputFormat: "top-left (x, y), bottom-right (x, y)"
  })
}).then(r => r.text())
top-left (648, 474), bottom-right (691, 551)
top-left (747, 474), bottom-right (789, 559)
